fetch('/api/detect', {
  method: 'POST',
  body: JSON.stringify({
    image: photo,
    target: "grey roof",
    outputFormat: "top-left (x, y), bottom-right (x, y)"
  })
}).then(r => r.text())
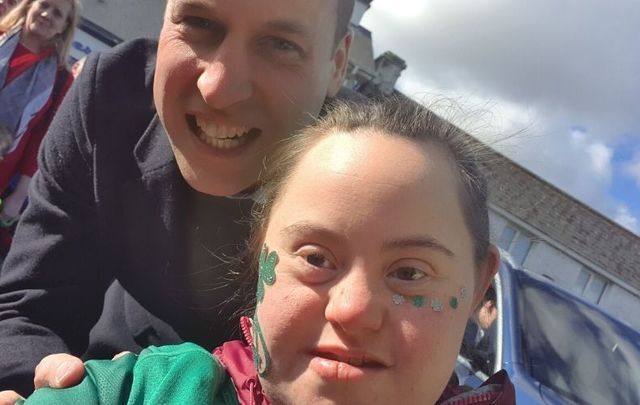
top-left (485, 151), bottom-right (640, 290)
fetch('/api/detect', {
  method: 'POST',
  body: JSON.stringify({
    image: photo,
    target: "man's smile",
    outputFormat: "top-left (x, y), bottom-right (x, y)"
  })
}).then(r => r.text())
top-left (187, 115), bottom-right (261, 150)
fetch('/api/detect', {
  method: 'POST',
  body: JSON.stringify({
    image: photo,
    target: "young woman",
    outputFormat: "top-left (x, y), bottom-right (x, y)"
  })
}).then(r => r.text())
top-left (21, 99), bottom-right (515, 404)
top-left (0, 0), bottom-right (79, 232)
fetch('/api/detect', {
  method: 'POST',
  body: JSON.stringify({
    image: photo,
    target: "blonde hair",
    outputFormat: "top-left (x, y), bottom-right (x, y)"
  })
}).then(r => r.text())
top-left (0, 0), bottom-right (81, 66)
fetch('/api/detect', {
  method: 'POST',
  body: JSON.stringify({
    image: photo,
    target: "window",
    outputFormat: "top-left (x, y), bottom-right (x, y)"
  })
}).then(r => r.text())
top-left (572, 268), bottom-right (608, 304)
top-left (519, 273), bottom-right (638, 404)
top-left (497, 224), bottom-right (534, 266)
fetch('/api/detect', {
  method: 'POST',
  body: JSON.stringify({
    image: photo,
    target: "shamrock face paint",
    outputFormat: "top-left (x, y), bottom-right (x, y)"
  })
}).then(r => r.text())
top-left (251, 315), bottom-right (271, 377)
top-left (256, 243), bottom-right (278, 303)
top-left (252, 243), bottom-right (279, 376)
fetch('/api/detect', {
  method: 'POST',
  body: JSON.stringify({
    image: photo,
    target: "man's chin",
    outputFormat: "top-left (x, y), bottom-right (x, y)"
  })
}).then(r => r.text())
top-left (180, 168), bottom-right (255, 198)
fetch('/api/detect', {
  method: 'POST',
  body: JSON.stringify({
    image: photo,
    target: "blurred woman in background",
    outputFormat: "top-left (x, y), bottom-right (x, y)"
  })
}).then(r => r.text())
top-left (0, 0), bottom-right (78, 243)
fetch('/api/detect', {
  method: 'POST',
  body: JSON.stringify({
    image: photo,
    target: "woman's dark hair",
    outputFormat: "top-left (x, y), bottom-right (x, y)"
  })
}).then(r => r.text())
top-left (248, 98), bottom-right (492, 279)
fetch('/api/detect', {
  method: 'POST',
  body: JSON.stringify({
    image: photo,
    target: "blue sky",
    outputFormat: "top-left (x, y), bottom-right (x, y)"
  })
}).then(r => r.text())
top-left (361, 0), bottom-right (640, 235)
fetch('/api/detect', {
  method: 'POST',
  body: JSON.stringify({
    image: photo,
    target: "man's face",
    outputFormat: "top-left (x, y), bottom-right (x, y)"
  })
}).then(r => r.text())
top-left (154, 0), bottom-right (350, 196)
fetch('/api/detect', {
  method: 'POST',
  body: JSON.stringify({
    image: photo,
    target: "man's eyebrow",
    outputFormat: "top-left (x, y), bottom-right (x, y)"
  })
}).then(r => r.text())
top-left (264, 19), bottom-right (311, 39)
top-left (382, 236), bottom-right (455, 257)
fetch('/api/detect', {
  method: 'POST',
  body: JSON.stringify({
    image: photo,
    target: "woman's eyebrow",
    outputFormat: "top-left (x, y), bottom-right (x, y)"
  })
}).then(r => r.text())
top-left (279, 222), bottom-right (342, 243)
top-left (382, 236), bottom-right (455, 257)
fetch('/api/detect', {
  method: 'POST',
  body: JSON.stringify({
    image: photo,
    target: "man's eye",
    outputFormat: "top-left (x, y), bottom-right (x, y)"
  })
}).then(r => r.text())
top-left (182, 16), bottom-right (216, 31)
top-left (264, 37), bottom-right (304, 57)
top-left (389, 267), bottom-right (427, 281)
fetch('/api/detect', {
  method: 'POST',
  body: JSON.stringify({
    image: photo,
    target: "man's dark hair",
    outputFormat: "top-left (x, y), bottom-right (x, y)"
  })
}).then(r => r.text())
top-left (335, 0), bottom-right (355, 44)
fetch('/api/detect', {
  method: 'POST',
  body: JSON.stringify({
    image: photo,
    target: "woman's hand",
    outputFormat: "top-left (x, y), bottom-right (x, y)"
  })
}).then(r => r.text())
top-left (0, 390), bottom-right (23, 405)
top-left (32, 353), bottom-right (85, 390)
top-left (0, 354), bottom-right (85, 405)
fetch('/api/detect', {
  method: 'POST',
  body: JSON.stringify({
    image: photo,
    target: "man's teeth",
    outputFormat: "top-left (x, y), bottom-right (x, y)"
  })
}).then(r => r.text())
top-left (195, 117), bottom-right (250, 149)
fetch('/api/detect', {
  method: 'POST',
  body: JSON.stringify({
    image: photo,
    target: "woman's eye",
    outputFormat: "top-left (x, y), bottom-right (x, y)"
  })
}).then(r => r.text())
top-left (305, 253), bottom-right (333, 269)
top-left (389, 266), bottom-right (427, 281)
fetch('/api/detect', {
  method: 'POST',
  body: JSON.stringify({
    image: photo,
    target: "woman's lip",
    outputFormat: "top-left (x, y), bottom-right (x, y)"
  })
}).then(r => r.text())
top-left (309, 347), bottom-right (391, 375)
top-left (313, 350), bottom-right (387, 368)
top-left (309, 345), bottom-right (391, 368)
top-left (309, 355), bottom-right (386, 381)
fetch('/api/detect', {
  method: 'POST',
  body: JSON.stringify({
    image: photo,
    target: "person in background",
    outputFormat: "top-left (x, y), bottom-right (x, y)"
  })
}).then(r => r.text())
top-left (0, 0), bottom-right (355, 397)
top-left (461, 285), bottom-right (498, 375)
top-left (22, 99), bottom-right (514, 405)
top-left (0, 0), bottom-right (17, 17)
top-left (0, 0), bottom-right (78, 241)
top-left (69, 54), bottom-right (83, 78)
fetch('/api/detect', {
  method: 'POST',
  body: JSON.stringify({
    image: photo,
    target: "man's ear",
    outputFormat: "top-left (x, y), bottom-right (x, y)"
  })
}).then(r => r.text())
top-left (327, 31), bottom-right (353, 97)
top-left (472, 245), bottom-right (500, 309)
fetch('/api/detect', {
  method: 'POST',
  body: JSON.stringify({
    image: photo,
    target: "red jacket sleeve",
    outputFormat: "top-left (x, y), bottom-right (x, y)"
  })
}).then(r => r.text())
top-left (18, 70), bottom-right (73, 177)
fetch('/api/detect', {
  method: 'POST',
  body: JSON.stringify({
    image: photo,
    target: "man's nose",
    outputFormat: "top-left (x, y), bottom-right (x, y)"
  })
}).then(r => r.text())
top-left (325, 269), bottom-right (385, 336)
top-left (196, 42), bottom-right (253, 110)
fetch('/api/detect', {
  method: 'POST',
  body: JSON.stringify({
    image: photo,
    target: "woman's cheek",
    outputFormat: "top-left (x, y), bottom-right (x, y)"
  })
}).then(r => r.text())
top-left (260, 281), bottom-right (321, 342)
top-left (394, 311), bottom-right (461, 365)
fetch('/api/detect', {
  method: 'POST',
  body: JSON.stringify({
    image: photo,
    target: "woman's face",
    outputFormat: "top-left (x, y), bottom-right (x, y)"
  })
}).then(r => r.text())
top-left (256, 131), bottom-right (496, 404)
top-left (23, 0), bottom-right (71, 43)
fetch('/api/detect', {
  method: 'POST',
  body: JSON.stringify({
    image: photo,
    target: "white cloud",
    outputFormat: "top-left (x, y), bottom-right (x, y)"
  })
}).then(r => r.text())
top-left (362, 0), bottom-right (640, 140)
top-left (587, 143), bottom-right (613, 179)
top-left (360, 0), bottom-right (640, 233)
top-left (614, 205), bottom-right (639, 234)
top-left (623, 151), bottom-right (640, 187)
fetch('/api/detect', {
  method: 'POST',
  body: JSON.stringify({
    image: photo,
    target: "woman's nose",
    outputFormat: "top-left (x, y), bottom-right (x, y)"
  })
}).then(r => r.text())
top-left (325, 269), bottom-right (385, 336)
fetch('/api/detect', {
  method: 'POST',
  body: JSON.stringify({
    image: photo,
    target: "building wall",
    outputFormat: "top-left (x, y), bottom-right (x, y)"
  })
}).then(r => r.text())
top-left (81, 0), bottom-right (164, 40)
top-left (490, 208), bottom-right (640, 330)
top-left (523, 241), bottom-right (583, 286)
top-left (487, 156), bottom-right (640, 291)
top-left (351, 0), bottom-right (370, 25)
top-left (599, 284), bottom-right (640, 329)
top-left (488, 211), bottom-right (507, 242)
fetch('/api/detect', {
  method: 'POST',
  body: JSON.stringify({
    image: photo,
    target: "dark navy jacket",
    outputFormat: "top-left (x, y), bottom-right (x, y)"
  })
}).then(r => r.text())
top-left (0, 39), bottom-right (254, 394)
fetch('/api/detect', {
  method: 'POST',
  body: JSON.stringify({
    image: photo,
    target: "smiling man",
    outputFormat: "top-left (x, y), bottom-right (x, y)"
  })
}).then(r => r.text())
top-left (0, 0), bottom-right (354, 395)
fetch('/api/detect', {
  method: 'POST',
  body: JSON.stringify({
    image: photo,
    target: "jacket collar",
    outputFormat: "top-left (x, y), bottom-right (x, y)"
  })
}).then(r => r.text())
top-left (437, 370), bottom-right (516, 405)
top-left (213, 338), bottom-right (269, 405)
top-left (133, 113), bottom-right (176, 176)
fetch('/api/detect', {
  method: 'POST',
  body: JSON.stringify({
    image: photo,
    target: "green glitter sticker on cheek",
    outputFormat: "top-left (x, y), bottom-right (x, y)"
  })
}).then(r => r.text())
top-left (391, 287), bottom-right (466, 312)
top-left (412, 296), bottom-right (425, 308)
top-left (256, 243), bottom-right (278, 304)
